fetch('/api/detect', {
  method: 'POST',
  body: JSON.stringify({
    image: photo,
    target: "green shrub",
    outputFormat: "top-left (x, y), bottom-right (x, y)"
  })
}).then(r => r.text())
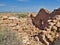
top-left (0, 30), bottom-right (22, 45)
top-left (0, 16), bottom-right (2, 21)
top-left (16, 14), bottom-right (27, 18)
top-left (53, 37), bottom-right (60, 45)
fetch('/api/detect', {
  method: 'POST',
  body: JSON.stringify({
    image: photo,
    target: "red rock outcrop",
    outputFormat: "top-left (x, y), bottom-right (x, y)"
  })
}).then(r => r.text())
top-left (50, 8), bottom-right (60, 17)
top-left (31, 8), bottom-right (60, 30)
top-left (30, 8), bottom-right (51, 29)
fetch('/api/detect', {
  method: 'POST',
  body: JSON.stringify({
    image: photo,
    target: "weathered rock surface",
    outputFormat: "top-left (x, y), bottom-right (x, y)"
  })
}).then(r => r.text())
top-left (31, 8), bottom-right (60, 30)
top-left (50, 8), bottom-right (60, 17)
top-left (30, 8), bottom-right (51, 29)
top-left (30, 8), bottom-right (60, 45)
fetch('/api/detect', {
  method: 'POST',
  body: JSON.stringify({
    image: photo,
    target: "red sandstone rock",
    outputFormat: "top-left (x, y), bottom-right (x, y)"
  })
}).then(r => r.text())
top-left (30, 8), bottom-right (50, 29)
top-left (50, 8), bottom-right (60, 17)
top-left (31, 8), bottom-right (60, 30)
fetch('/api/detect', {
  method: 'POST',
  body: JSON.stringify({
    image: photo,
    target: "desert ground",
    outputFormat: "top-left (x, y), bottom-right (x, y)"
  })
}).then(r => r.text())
top-left (0, 8), bottom-right (60, 45)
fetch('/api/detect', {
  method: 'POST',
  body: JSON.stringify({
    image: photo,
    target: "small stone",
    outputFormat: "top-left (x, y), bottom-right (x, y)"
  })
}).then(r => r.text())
top-left (9, 23), bottom-right (16, 27)
top-left (2, 16), bottom-right (8, 20)
top-left (8, 16), bottom-right (18, 20)
top-left (52, 26), bottom-right (57, 30)
top-left (56, 22), bottom-right (60, 27)
top-left (53, 20), bottom-right (57, 23)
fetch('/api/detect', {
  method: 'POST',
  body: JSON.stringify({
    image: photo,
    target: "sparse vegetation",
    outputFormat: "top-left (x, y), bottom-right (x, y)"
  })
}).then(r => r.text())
top-left (16, 14), bottom-right (27, 18)
top-left (53, 37), bottom-right (60, 45)
top-left (0, 16), bottom-right (2, 20)
top-left (0, 30), bottom-right (22, 45)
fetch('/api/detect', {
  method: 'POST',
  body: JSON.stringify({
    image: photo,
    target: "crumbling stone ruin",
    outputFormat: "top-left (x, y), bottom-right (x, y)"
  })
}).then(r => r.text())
top-left (30, 8), bottom-right (60, 30)
top-left (30, 8), bottom-right (60, 45)
top-left (30, 8), bottom-right (51, 30)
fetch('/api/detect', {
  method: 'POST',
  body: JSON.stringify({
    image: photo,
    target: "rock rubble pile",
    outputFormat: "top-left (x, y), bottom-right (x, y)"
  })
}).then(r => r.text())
top-left (0, 8), bottom-right (60, 45)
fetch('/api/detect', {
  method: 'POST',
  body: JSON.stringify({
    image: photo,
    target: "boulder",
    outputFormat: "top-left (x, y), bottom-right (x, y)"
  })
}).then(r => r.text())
top-left (50, 8), bottom-right (60, 17)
